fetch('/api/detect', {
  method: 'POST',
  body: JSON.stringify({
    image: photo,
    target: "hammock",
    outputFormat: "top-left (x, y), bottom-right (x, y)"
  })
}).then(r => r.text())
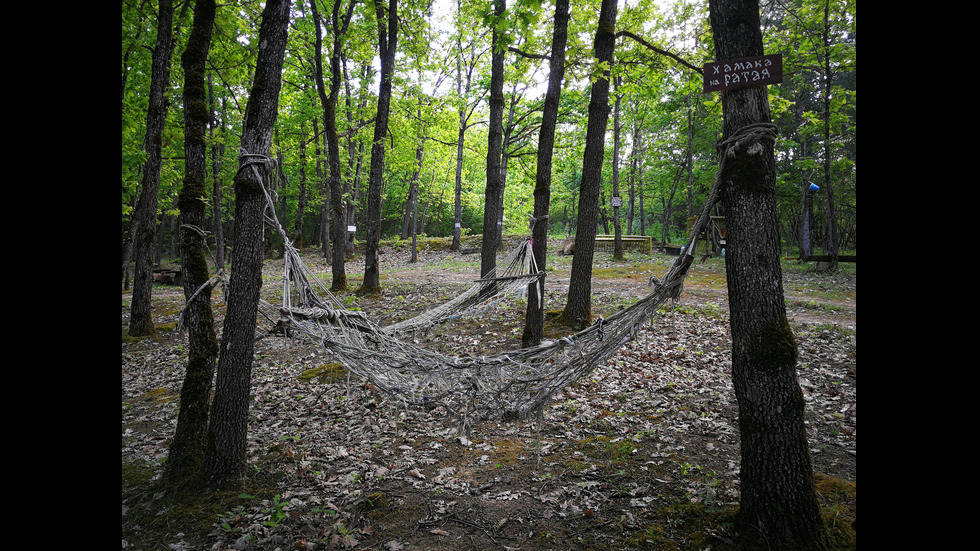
top-left (226, 124), bottom-right (772, 433)
top-left (259, 195), bottom-right (710, 436)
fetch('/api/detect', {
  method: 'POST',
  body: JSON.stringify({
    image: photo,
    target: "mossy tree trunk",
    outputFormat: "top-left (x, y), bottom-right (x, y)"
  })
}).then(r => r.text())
top-left (163, 0), bottom-right (218, 494)
top-left (708, 1), bottom-right (826, 549)
top-left (203, 0), bottom-right (290, 492)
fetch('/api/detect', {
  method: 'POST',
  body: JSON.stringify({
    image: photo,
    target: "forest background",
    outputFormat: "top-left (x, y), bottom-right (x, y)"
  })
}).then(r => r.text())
top-left (120, 0), bottom-right (855, 272)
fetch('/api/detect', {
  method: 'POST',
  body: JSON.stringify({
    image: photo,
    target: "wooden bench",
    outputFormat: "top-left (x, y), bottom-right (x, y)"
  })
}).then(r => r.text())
top-left (593, 234), bottom-right (653, 255)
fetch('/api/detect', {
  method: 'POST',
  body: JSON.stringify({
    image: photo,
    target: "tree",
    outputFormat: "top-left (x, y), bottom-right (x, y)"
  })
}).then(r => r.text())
top-left (309, 0), bottom-right (357, 291)
top-left (557, 0), bottom-right (618, 330)
top-left (204, 0), bottom-right (291, 491)
top-left (128, 0), bottom-right (175, 337)
top-left (359, 0), bottom-right (398, 295)
top-left (163, 0), bottom-right (218, 494)
top-left (480, 0), bottom-right (506, 280)
top-left (522, 0), bottom-right (569, 347)
top-left (708, 0), bottom-right (827, 548)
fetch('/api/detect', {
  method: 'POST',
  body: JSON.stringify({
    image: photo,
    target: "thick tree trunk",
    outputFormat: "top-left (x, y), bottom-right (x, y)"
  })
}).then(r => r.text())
top-left (559, 0), bottom-right (617, 330)
top-left (522, 0), bottom-right (568, 347)
top-left (708, 1), bottom-right (827, 549)
top-left (163, 0), bottom-right (218, 494)
top-left (481, 0), bottom-right (506, 281)
top-left (128, 0), bottom-right (174, 337)
top-left (360, 0), bottom-right (398, 295)
top-left (204, 0), bottom-right (290, 492)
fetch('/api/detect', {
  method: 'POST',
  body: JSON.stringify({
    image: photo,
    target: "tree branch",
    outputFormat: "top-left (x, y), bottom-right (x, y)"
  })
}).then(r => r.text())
top-left (508, 46), bottom-right (550, 61)
top-left (615, 30), bottom-right (703, 75)
top-left (338, 116), bottom-right (376, 138)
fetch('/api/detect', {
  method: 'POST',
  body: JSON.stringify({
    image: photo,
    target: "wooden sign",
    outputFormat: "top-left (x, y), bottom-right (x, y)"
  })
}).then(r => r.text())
top-left (703, 54), bottom-right (782, 93)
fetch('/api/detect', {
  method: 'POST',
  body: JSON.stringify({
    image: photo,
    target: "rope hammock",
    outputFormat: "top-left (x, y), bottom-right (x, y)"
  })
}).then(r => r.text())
top-left (189, 124), bottom-right (775, 434)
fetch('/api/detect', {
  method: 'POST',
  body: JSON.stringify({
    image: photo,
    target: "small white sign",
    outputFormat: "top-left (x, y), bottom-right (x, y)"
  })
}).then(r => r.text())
top-left (347, 225), bottom-right (356, 232)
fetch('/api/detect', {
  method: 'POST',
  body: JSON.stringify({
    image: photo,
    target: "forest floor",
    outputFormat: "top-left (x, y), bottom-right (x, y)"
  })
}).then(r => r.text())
top-left (122, 239), bottom-right (856, 551)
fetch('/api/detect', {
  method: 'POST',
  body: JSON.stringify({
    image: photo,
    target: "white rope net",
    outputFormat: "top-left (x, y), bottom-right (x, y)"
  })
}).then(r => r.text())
top-left (258, 211), bottom-right (702, 435)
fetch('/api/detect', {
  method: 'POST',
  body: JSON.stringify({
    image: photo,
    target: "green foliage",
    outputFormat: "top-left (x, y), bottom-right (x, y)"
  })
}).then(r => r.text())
top-left (122, 0), bottom-right (854, 259)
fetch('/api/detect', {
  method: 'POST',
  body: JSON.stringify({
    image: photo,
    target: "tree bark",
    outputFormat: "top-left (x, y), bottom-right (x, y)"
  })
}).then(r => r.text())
top-left (204, 0), bottom-right (290, 492)
top-left (360, 0), bottom-right (398, 295)
top-left (310, 0), bottom-right (356, 292)
top-left (481, 0), bottom-right (506, 281)
top-left (708, 1), bottom-right (827, 548)
top-left (164, 0), bottom-right (218, 494)
top-left (522, 0), bottom-right (568, 347)
top-left (128, 0), bottom-right (174, 337)
top-left (559, 0), bottom-right (617, 330)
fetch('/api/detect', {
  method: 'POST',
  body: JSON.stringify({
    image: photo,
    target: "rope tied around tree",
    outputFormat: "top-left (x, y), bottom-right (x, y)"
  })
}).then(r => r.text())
top-left (717, 122), bottom-right (778, 161)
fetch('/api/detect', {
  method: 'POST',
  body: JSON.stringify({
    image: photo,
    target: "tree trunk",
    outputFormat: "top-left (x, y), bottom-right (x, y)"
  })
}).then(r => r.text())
top-left (522, 0), bottom-right (568, 348)
top-left (708, 1), bottom-right (827, 549)
top-left (164, 0), bottom-right (217, 494)
top-left (559, 0), bottom-right (617, 330)
top-left (128, 0), bottom-right (174, 337)
top-left (309, 0), bottom-right (356, 292)
top-left (481, 0), bottom-right (506, 281)
top-left (360, 0), bottom-right (398, 295)
top-left (204, 0), bottom-right (290, 492)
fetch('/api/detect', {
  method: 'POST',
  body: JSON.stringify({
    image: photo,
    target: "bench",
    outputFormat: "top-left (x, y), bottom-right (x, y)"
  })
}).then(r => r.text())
top-left (593, 235), bottom-right (653, 255)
